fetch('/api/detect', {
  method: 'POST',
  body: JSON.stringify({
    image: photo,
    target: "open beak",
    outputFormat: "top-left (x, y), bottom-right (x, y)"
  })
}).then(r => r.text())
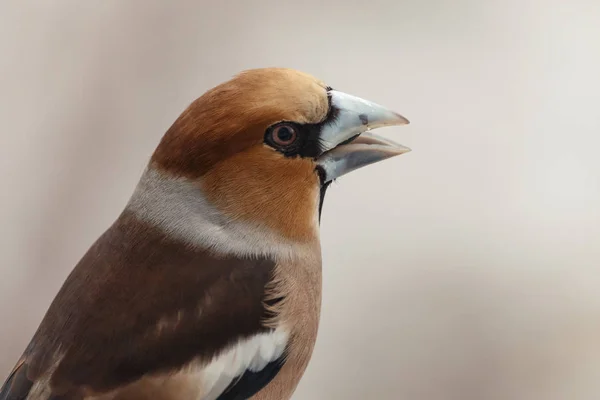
top-left (317, 90), bottom-right (410, 182)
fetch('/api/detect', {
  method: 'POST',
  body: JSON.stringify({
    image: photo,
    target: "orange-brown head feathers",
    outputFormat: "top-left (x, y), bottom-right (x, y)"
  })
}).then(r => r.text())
top-left (152, 68), bottom-right (329, 178)
top-left (146, 67), bottom-right (410, 243)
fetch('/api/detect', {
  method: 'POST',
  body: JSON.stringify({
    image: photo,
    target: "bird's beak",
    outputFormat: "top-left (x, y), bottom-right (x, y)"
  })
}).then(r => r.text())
top-left (317, 90), bottom-right (410, 182)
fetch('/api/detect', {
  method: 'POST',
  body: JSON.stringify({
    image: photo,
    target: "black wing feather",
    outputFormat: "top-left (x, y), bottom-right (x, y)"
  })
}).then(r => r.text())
top-left (0, 360), bottom-right (33, 400)
top-left (216, 355), bottom-right (286, 400)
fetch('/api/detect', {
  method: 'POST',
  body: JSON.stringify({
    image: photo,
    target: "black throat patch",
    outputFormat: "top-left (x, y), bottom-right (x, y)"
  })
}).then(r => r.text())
top-left (318, 181), bottom-right (331, 223)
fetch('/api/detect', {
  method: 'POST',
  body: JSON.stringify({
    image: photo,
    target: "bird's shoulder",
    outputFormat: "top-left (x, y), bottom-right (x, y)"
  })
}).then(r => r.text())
top-left (0, 211), bottom-right (288, 399)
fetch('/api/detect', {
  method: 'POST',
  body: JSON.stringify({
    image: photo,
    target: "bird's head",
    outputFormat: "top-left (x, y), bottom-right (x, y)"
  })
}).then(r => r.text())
top-left (149, 68), bottom-right (410, 244)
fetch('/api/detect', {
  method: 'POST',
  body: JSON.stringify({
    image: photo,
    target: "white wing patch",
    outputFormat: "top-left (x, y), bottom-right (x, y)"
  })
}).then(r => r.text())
top-left (199, 328), bottom-right (289, 400)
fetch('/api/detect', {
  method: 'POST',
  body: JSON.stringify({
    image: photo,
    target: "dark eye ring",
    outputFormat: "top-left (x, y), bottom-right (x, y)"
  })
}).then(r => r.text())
top-left (271, 124), bottom-right (298, 146)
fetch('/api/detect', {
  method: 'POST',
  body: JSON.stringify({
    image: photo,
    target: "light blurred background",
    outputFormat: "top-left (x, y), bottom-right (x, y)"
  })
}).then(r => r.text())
top-left (1, 0), bottom-right (600, 399)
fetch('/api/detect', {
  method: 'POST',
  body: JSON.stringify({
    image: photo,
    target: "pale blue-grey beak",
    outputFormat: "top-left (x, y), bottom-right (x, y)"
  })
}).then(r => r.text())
top-left (317, 90), bottom-right (410, 182)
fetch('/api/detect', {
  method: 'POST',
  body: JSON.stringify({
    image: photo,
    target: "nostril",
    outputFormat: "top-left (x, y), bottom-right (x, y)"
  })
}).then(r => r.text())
top-left (358, 114), bottom-right (369, 125)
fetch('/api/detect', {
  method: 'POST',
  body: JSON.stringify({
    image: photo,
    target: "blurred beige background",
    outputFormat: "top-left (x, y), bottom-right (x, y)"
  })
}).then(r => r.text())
top-left (1, 0), bottom-right (600, 399)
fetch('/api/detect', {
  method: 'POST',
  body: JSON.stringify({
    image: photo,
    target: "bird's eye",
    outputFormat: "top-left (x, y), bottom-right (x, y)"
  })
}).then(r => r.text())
top-left (271, 124), bottom-right (298, 146)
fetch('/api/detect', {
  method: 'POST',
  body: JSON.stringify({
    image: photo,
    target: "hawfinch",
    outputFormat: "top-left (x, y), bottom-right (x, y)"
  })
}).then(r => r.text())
top-left (1, 68), bottom-right (410, 400)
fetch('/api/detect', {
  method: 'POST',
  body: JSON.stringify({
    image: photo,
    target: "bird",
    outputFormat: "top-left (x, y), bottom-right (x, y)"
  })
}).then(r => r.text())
top-left (0, 67), bottom-right (410, 400)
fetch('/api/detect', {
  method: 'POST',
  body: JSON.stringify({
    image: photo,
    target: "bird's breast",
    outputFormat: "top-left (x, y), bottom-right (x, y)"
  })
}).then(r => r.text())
top-left (249, 254), bottom-right (323, 400)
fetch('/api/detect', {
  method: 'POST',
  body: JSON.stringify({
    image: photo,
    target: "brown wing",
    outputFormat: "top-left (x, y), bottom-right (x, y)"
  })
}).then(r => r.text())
top-left (0, 211), bottom-right (277, 399)
top-left (0, 358), bottom-right (35, 400)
